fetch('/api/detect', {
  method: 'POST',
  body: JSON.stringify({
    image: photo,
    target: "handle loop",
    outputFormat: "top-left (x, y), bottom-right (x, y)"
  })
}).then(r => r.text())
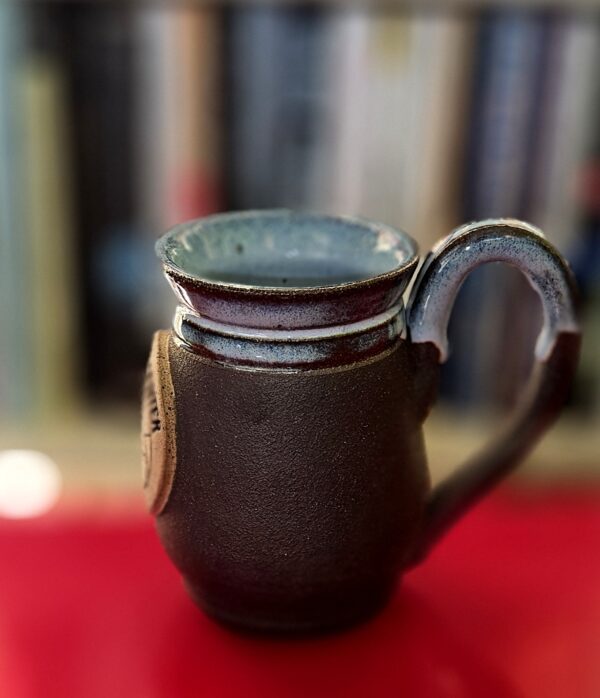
top-left (407, 219), bottom-right (581, 562)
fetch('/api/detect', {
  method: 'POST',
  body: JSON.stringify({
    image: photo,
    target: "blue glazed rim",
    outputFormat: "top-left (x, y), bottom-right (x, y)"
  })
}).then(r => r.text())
top-left (156, 210), bottom-right (419, 296)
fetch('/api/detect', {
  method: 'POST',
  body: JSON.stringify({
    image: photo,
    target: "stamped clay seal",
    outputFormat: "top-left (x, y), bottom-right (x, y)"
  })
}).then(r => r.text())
top-left (141, 330), bottom-right (176, 514)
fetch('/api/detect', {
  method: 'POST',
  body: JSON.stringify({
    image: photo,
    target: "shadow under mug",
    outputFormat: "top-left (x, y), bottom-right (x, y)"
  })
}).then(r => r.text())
top-left (142, 210), bottom-right (580, 634)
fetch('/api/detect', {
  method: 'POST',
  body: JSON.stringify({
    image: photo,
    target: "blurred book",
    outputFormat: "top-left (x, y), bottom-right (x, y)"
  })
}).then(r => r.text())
top-left (503, 16), bottom-right (600, 412)
top-left (569, 65), bottom-right (600, 415)
top-left (0, 2), bottom-right (32, 420)
top-left (51, 5), bottom-right (143, 404)
top-left (225, 6), bottom-right (326, 210)
top-left (442, 10), bottom-right (555, 408)
top-left (492, 14), bottom-right (600, 410)
top-left (571, 215), bottom-right (600, 415)
top-left (133, 6), bottom-right (223, 332)
top-left (529, 17), bottom-right (600, 256)
top-left (20, 54), bottom-right (81, 419)
top-left (317, 11), bottom-right (474, 251)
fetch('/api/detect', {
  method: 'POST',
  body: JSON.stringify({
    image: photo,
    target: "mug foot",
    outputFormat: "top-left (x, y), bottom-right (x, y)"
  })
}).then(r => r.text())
top-left (185, 580), bottom-right (395, 637)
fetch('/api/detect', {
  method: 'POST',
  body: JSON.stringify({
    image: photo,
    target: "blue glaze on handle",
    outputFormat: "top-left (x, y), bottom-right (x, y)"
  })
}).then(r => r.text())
top-left (407, 217), bottom-right (582, 561)
top-left (407, 218), bottom-right (580, 362)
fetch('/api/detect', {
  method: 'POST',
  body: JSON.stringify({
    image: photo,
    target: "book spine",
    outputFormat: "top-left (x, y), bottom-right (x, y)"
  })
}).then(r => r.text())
top-left (135, 7), bottom-right (222, 230)
top-left (226, 7), bottom-right (325, 210)
top-left (442, 11), bottom-right (553, 408)
top-left (406, 15), bottom-right (475, 249)
top-left (0, 3), bottom-right (32, 420)
top-left (313, 9), bottom-right (370, 215)
top-left (60, 5), bottom-right (140, 402)
top-left (133, 7), bottom-right (224, 332)
top-left (358, 14), bottom-right (415, 228)
top-left (20, 54), bottom-right (81, 418)
top-left (567, 48), bottom-right (600, 415)
top-left (321, 12), bottom-right (473, 253)
top-left (530, 17), bottom-right (600, 254)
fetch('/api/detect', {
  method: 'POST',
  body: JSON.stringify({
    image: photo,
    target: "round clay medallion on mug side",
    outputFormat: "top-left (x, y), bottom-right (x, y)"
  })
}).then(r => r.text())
top-left (141, 331), bottom-right (177, 515)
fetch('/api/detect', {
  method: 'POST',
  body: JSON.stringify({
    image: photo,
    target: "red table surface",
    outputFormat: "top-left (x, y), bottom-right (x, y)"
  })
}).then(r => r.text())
top-left (0, 488), bottom-right (599, 698)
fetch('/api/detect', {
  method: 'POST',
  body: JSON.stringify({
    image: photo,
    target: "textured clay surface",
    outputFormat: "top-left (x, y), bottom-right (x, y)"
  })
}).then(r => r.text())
top-left (154, 335), bottom-right (432, 632)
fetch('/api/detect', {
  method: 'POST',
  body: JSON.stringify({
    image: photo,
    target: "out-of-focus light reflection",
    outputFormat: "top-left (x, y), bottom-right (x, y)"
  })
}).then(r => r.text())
top-left (0, 450), bottom-right (62, 518)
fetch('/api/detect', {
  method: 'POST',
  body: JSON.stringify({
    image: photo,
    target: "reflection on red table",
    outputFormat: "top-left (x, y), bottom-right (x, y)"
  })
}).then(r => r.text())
top-left (0, 488), bottom-right (599, 698)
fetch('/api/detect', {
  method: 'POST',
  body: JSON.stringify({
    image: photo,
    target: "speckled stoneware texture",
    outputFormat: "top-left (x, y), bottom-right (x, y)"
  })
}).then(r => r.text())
top-left (156, 333), bottom-right (430, 633)
top-left (156, 210), bottom-right (418, 368)
top-left (146, 211), bottom-right (581, 635)
top-left (406, 218), bottom-right (580, 557)
top-left (407, 218), bottom-right (579, 362)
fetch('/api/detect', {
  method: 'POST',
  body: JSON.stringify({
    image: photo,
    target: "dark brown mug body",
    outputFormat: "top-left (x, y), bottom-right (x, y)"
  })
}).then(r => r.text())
top-left (152, 333), bottom-right (433, 633)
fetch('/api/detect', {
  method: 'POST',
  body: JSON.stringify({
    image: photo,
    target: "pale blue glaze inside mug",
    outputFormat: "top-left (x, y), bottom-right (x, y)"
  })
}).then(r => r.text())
top-left (156, 210), bottom-right (420, 367)
top-left (156, 210), bottom-right (417, 290)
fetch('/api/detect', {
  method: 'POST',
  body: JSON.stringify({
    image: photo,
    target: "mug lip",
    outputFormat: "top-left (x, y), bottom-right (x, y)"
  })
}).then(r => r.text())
top-left (155, 209), bottom-right (420, 296)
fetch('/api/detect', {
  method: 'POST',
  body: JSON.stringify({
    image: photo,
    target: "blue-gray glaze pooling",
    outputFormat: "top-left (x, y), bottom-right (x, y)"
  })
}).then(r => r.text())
top-left (156, 212), bottom-right (578, 369)
top-left (407, 219), bottom-right (580, 362)
top-left (157, 210), bottom-right (418, 367)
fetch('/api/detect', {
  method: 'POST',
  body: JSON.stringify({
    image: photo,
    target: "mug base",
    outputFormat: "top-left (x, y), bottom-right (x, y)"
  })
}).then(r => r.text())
top-left (185, 580), bottom-right (395, 637)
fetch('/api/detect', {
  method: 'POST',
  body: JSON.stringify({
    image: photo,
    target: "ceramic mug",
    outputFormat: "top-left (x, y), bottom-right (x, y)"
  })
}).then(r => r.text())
top-left (143, 210), bottom-right (580, 634)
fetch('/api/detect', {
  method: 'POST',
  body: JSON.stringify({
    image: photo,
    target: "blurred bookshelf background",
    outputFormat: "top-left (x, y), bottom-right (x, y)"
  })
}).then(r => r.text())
top-left (0, 2), bottom-right (599, 510)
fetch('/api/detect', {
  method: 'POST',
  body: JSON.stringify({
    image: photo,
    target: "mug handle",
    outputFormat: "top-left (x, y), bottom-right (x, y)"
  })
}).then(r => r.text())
top-left (407, 218), bottom-right (581, 563)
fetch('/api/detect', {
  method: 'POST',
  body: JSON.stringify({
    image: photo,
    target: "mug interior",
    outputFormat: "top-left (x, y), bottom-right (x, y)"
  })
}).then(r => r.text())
top-left (156, 210), bottom-right (417, 290)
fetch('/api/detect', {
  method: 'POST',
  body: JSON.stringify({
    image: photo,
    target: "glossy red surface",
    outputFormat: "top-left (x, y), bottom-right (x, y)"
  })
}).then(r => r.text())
top-left (0, 489), bottom-right (599, 698)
